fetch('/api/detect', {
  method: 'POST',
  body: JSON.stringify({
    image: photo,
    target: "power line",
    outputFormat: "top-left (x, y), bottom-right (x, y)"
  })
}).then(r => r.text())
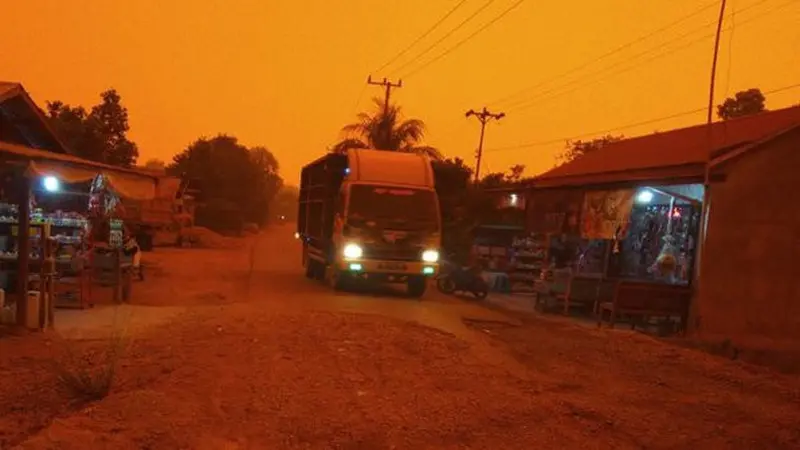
top-left (485, 82), bottom-right (800, 152)
top-left (505, 0), bottom-right (781, 112)
top-left (496, 0), bottom-right (780, 109)
top-left (489, 0), bottom-right (724, 108)
top-left (373, 0), bottom-right (470, 75)
top-left (389, 0), bottom-right (499, 77)
top-left (505, 0), bottom-right (794, 113)
top-left (400, 0), bottom-right (527, 79)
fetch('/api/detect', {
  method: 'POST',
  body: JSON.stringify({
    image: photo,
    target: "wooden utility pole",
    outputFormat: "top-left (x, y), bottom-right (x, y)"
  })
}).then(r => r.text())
top-left (367, 76), bottom-right (403, 147)
top-left (367, 76), bottom-right (402, 118)
top-left (466, 107), bottom-right (505, 183)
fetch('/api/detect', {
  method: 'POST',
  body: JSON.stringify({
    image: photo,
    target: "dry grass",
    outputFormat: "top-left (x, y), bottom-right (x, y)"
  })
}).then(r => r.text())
top-left (50, 308), bottom-right (132, 403)
top-left (51, 332), bottom-right (128, 402)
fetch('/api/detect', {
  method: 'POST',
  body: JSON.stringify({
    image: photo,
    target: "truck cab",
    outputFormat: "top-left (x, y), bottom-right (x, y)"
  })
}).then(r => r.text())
top-left (298, 149), bottom-right (441, 297)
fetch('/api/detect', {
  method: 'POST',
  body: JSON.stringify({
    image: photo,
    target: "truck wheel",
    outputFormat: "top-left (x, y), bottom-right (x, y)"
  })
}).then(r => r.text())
top-left (407, 276), bottom-right (427, 298)
top-left (304, 260), bottom-right (316, 279)
top-left (328, 266), bottom-right (351, 291)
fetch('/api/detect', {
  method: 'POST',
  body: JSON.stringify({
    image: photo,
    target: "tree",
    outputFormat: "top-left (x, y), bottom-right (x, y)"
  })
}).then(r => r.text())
top-left (717, 88), bottom-right (767, 120)
top-left (167, 135), bottom-right (282, 231)
top-left (560, 134), bottom-right (624, 164)
top-left (332, 97), bottom-right (441, 159)
top-left (46, 89), bottom-right (139, 166)
top-left (144, 159), bottom-right (166, 172)
top-left (432, 158), bottom-right (475, 264)
top-left (271, 185), bottom-right (299, 221)
top-left (507, 164), bottom-right (525, 183)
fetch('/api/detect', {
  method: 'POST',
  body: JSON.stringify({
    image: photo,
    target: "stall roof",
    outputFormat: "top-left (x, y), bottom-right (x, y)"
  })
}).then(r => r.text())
top-left (0, 140), bottom-right (160, 200)
top-left (0, 81), bottom-right (70, 154)
top-left (532, 105), bottom-right (800, 188)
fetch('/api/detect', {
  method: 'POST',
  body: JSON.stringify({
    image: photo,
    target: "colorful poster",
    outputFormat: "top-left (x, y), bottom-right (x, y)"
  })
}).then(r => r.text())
top-left (526, 189), bottom-right (584, 235)
top-left (580, 189), bottom-right (635, 239)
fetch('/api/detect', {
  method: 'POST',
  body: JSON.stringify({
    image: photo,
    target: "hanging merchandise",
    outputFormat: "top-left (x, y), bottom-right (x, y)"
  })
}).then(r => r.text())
top-left (652, 234), bottom-right (679, 277)
top-left (580, 189), bottom-right (635, 239)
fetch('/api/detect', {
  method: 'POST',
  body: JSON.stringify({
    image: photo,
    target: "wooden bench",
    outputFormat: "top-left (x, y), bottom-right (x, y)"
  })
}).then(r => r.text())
top-left (597, 281), bottom-right (691, 333)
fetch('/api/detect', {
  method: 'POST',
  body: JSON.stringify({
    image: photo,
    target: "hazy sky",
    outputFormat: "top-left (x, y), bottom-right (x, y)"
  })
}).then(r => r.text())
top-left (2, 0), bottom-right (798, 183)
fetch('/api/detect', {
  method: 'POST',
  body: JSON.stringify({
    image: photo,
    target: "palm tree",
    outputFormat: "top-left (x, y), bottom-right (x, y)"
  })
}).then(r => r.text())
top-left (332, 97), bottom-right (442, 160)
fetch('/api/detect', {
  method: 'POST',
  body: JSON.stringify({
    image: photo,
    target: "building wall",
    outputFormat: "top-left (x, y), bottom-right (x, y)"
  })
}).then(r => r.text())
top-left (695, 128), bottom-right (800, 347)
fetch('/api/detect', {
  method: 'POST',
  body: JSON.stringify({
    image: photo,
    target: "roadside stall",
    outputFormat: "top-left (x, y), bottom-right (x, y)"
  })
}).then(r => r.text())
top-left (0, 141), bottom-right (158, 329)
top-left (525, 182), bottom-right (703, 332)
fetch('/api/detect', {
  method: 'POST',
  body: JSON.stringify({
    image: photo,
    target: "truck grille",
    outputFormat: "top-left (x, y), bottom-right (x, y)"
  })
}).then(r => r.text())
top-left (363, 245), bottom-right (421, 262)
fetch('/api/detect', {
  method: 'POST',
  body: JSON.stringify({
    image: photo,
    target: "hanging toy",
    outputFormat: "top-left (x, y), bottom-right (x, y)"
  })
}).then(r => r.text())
top-left (651, 234), bottom-right (678, 276)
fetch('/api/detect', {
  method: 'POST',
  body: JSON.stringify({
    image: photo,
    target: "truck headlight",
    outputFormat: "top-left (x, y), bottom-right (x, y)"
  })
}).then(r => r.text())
top-left (343, 243), bottom-right (363, 260)
top-left (421, 249), bottom-right (439, 263)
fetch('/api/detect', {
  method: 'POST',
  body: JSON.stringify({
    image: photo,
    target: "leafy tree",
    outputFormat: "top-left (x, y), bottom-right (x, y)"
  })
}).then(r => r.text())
top-left (560, 134), bottom-right (624, 164)
top-left (143, 159), bottom-right (166, 172)
top-left (167, 135), bottom-right (282, 231)
top-left (507, 164), bottom-right (525, 183)
top-left (46, 89), bottom-right (139, 166)
top-left (717, 88), bottom-right (767, 120)
top-left (432, 158), bottom-right (475, 264)
top-left (332, 97), bottom-right (441, 159)
top-left (271, 185), bottom-right (300, 221)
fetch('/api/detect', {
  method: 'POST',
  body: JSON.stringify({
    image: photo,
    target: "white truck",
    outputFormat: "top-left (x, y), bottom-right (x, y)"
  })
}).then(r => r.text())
top-left (297, 149), bottom-right (441, 297)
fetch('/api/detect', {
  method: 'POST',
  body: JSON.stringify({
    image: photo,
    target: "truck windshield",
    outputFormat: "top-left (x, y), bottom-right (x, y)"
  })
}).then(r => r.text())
top-left (347, 185), bottom-right (438, 226)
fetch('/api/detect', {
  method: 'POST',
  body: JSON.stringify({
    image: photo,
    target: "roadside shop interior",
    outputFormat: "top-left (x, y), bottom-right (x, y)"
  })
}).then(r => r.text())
top-left (472, 184), bottom-right (705, 296)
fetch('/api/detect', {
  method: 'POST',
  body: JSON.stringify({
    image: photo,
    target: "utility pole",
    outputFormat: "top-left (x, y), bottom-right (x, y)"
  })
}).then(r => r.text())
top-left (691, 0), bottom-right (728, 334)
top-left (466, 107), bottom-right (505, 183)
top-left (367, 76), bottom-right (403, 147)
top-left (367, 76), bottom-right (402, 118)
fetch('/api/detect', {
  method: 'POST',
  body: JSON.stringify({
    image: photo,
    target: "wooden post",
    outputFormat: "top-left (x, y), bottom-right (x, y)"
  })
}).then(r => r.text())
top-left (113, 248), bottom-right (122, 303)
top-left (45, 228), bottom-right (55, 329)
top-left (15, 174), bottom-right (31, 327)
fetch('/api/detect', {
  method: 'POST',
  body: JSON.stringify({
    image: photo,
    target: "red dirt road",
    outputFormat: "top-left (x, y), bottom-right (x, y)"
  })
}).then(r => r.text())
top-left (1, 226), bottom-right (799, 449)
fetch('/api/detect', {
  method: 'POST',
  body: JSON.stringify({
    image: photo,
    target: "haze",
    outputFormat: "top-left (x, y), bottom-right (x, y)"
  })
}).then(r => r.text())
top-left (1, 0), bottom-right (798, 180)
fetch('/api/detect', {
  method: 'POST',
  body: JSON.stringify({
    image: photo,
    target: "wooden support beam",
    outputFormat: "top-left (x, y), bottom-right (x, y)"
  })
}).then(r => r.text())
top-left (15, 174), bottom-right (30, 327)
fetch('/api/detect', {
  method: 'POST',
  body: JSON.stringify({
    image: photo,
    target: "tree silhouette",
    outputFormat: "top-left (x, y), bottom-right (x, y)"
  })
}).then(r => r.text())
top-left (46, 89), bottom-right (139, 166)
top-left (168, 135), bottom-right (282, 230)
top-left (560, 134), bottom-right (624, 164)
top-left (332, 97), bottom-right (441, 159)
top-left (717, 88), bottom-right (767, 120)
top-left (144, 159), bottom-right (166, 172)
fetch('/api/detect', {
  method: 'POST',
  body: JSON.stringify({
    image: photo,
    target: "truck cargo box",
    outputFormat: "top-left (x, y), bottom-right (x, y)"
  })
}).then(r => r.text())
top-left (297, 153), bottom-right (347, 249)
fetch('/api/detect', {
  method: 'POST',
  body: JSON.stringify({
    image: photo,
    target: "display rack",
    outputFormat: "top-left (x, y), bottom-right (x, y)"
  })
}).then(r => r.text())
top-left (0, 203), bottom-right (92, 309)
top-left (509, 233), bottom-right (549, 294)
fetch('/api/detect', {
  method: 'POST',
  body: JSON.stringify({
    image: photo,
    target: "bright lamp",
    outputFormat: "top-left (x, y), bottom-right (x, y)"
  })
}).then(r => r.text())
top-left (421, 250), bottom-right (439, 263)
top-left (343, 243), bottom-right (363, 260)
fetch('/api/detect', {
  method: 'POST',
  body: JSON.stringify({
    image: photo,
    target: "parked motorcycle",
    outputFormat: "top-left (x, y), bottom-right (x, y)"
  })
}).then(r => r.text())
top-left (435, 256), bottom-right (489, 300)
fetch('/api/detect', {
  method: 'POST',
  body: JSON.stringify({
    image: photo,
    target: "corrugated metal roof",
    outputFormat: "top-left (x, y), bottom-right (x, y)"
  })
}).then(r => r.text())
top-left (0, 140), bottom-right (157, 178)
top-left (535, 105), bottom-right (800, 187)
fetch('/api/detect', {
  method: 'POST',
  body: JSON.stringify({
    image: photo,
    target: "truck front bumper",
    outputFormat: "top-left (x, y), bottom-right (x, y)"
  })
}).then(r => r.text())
top-left (334, 259), bottom-right (438, 279)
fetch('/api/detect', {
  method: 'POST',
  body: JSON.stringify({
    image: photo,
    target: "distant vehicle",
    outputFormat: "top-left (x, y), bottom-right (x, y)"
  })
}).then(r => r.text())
top-left (297, 149), bottom-right (441, 297)
top-left (117, 175), bottom-right (194, 250)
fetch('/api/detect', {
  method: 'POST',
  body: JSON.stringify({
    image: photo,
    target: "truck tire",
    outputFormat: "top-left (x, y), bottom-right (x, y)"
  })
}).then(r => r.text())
top-left (304, 260), bottom-right (316, 279)
top-left (407, 276), bottom-right (427, 298)
top-left (306, 259), bottom-right (324, 280)
top-left (328, 266), bottom-right (351, 291)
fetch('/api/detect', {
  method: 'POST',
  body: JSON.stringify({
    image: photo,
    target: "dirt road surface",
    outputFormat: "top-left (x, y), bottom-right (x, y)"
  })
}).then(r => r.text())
top-left (1, 225), bottom-right (799, 449)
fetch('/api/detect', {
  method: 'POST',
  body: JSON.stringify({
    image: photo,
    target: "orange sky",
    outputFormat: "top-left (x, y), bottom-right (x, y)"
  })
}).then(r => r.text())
top-left (2, 0), bottom-right (798, 184)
